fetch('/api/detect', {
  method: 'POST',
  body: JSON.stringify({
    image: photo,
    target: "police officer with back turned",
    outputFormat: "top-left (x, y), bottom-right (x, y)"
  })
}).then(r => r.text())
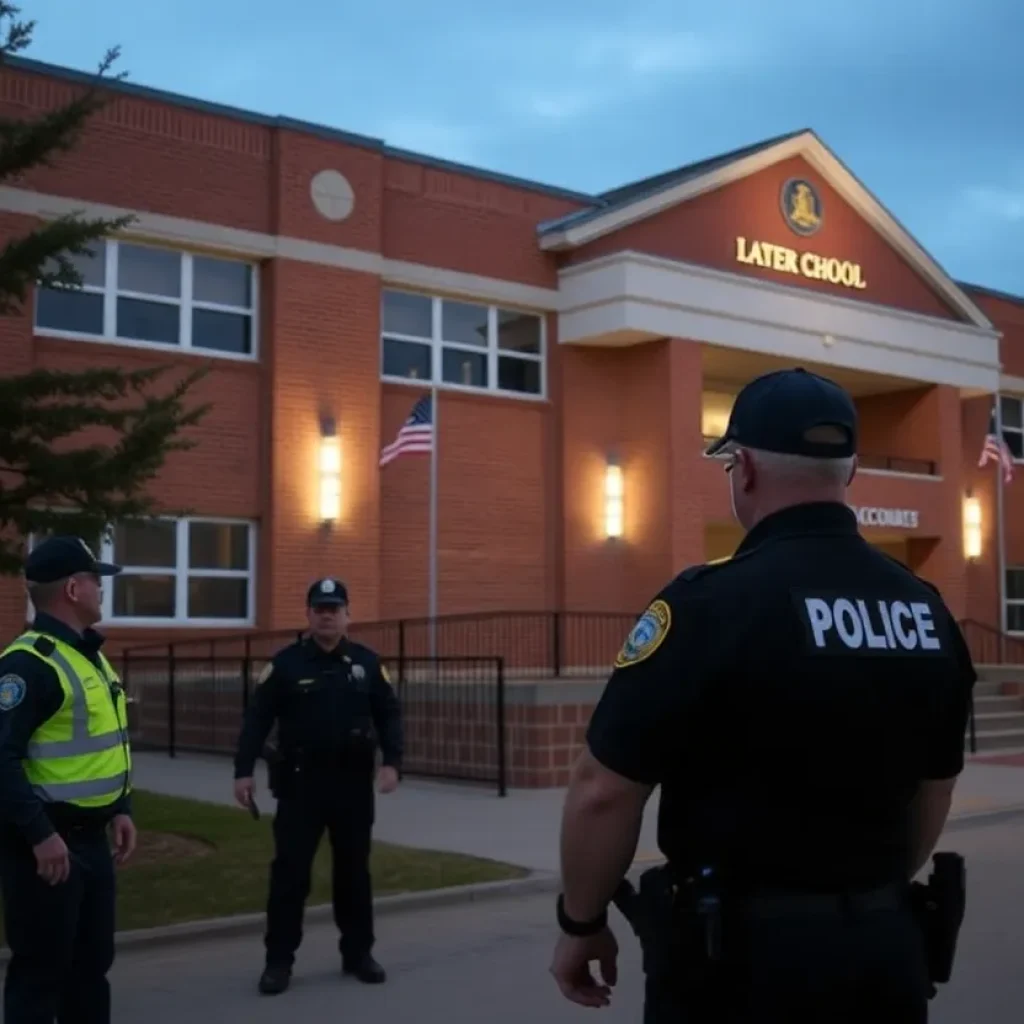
top-left (234, 577), bottom-right (404, 996)
top-left (550, 368), bottom-right (975, 1023)
top-left (0, 536), bottom-right (135, 1024)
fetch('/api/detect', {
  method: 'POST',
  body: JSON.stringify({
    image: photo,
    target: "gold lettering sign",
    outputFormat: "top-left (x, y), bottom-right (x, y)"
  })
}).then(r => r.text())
top-left (735, 237), bottom-right (867, 291)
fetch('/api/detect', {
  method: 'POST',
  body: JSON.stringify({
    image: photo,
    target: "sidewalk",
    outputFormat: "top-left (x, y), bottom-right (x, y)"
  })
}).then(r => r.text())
top-left (132, 750), bottom-right (1024, 872)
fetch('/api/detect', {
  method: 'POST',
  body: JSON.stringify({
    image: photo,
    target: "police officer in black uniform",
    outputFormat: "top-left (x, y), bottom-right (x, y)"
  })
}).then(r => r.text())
top-left (0, 536), bottom-right (136, 1024)
top-left (233, 578), bottom-right (404, 996)
top-left (550, 368), bottom-right (975, 1023)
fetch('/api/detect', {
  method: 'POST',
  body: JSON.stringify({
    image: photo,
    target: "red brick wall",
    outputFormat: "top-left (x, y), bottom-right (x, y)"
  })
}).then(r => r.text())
top-left (378, 385), bottom-right (552, 618)
top-left (567, 156), bottom-right (963, 321)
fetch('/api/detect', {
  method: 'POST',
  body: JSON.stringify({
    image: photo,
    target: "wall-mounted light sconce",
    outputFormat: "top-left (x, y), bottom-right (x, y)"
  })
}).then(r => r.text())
top-left (604, 459), bottom-right (624, 539)
top-left (963, 494), bottom-right (982, 560)
top-left (318, 417), bottom-right (341, 523)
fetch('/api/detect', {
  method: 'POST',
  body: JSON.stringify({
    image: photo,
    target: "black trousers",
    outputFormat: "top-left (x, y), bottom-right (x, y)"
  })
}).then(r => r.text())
top-left (264, 783), bottom-right (374, 968)
top-left (0, 825), bottom-right (116, 1024)
top-left (644, 889), bottom-right (932, 1023)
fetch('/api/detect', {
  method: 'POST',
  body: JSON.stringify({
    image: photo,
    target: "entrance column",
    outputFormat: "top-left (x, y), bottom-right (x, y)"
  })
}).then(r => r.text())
top-left (667, 339), bottom-right (709, 571)
top-left (910, 386), bottom-right (967, 618)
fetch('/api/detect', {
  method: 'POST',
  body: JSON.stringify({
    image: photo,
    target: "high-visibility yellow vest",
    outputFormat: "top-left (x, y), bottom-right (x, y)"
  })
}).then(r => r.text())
top-left (2, 631), bottom-right (132, 809)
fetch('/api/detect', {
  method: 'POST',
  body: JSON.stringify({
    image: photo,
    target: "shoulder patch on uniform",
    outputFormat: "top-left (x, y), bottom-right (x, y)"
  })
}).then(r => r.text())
top-left (614, 600), bottom-right (672, 669)
top-left (0, 674), bottom-right (26, 711)
top-left (256, 662), bottom-right (273, 686)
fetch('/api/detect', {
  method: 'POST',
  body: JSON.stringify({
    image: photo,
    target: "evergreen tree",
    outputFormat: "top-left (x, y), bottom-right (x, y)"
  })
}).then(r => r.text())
top-left (0, 3), bottom-right (210, 574)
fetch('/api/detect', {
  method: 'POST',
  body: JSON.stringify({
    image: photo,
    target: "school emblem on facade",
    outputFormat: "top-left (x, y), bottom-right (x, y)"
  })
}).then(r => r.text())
top-left (780, 178), bottom-right (823, 237)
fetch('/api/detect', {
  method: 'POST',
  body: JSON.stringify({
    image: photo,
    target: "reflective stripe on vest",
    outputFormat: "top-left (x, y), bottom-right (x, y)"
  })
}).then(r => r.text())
top-left (3, 632), bottom-right (131, 806)
top-left (26, 641), bottom-right (124, 760)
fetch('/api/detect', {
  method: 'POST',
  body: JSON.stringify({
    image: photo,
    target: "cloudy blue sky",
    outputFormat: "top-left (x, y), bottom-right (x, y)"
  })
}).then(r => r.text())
top-left (28, 0), bottom-right (1024, 295)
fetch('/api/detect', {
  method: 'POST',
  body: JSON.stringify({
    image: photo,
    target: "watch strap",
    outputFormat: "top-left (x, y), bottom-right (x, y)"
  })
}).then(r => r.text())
top-left (556, 893), bottom-right (607, 937)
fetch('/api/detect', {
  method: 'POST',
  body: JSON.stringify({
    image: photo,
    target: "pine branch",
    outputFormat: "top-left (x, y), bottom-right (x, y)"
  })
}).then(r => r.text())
top-left (0, 9), bottom-right (214, 576)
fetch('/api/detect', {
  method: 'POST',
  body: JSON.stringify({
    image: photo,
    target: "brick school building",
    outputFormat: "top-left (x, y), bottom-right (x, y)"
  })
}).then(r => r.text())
top-left (2, 56), bottom-right (1022, 786)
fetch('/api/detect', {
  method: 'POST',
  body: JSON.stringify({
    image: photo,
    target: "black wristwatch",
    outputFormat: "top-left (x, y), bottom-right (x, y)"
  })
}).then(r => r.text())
top-left (556, 894), bottom-right (608, 937)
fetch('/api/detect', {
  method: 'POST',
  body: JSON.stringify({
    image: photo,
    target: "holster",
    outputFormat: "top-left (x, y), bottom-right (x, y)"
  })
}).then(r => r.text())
top-left (910, 851), bottom-right (966, 991)
top-left (613, 863), bottom-right (725, 992)
top-left (261, 743), bottom-right (295, 799)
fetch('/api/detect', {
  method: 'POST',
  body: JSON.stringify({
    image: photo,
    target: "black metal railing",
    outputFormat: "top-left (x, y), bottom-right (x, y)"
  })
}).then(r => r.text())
top-left (121, 610), bottom-right (636, 680)
top-left (957, 619), bottom-right (1024, 666)
top-left (121, 650), bottom-right (509, 796)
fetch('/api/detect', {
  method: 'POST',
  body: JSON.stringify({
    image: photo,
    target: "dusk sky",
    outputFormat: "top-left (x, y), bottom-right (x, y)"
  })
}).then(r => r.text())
top-left (30, 0), bottom-right (1024, 295)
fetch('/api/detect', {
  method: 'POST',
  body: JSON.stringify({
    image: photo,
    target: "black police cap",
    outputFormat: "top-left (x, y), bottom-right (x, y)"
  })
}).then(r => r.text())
top-left (703, 367), bottom-right (858, 460)
top-left (306, 578), bottom-right (349, 607)
top-left (24, 535), bottom-right (122, 584)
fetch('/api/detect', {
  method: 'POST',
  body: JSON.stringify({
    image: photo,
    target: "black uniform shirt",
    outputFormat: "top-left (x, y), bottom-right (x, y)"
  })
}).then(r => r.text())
top-left (586, 501), bottom-right (977, 890)
top-left (233, 635), bottom-right (404, 780)
top-left (0, 612), bottom-right (132, 845)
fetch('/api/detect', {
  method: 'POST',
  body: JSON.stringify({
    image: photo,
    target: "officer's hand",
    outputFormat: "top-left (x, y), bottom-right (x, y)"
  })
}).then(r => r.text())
top-left (550, 927), bottom-right (619, 1008)
top-left (377, 766), bottom-right (399, 794)
top-left (111, 814), bottom-right (137, 865)
top-left (234, 777), bottom-right (255, 809)
top-left (33, 833), bottom-right (71, 886)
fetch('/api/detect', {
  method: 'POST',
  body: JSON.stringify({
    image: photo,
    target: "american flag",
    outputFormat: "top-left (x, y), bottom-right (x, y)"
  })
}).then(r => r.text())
top-left (979, 408), bottom-right (1015, 484)
top-left (379, 394), bottom-right (434, 467)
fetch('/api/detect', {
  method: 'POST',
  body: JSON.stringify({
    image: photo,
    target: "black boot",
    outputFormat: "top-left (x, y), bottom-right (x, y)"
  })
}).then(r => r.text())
top-left (258, 964), bottom-right (292, 995)
top-left (343, 953), bottom-right (386, 984)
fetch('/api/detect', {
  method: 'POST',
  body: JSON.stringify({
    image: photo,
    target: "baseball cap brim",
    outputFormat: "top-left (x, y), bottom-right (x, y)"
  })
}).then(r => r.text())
top-left (309, 595), bottom-right (346, 607)
top-left (93, 561), bottom-right (122, 577)
top-left (702, 435), bottom-right (736, 458)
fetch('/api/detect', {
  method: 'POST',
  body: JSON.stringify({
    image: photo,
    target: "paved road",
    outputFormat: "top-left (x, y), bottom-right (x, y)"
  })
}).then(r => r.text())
top-left (88, 812), bottom-right (1024, 1022)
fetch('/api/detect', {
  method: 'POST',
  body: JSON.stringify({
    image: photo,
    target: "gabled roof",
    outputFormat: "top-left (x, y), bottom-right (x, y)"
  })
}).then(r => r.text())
top-left (537, 129), bottom-right (993, 330)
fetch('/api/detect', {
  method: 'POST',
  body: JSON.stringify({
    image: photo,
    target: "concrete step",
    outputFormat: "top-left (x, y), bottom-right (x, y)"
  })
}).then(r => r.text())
top-left (974, 695), bottom-right (1024, 715)
top-left (971, 711), bottom-right (1024, 731)
top-left (973, 679), bottom-right (1023, 699)
top-left (965, 727), bottom-right (1024, 753)
top-left (975, 666), bottom-right (1024, 687)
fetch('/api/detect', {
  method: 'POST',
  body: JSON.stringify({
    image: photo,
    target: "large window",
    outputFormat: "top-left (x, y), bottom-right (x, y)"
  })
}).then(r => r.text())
top-left (381, 289), bottom-right (545, 398)
top-left (27, 518), bottom-right (256, 626)
top-left (1000, 396), bottom-right (1024, 461)
top-left (34, 240), bottom-right (258, 359)
top-left (1007, 568), bottom-right (1024, 634)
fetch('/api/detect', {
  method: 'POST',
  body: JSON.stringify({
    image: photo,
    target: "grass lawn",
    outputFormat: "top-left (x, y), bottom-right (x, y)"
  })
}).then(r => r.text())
top-left (0, 790), bottom-right (528, 943)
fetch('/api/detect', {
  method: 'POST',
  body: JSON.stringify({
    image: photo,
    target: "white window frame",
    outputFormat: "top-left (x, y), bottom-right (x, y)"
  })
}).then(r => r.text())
top-left (380, 289), bottom-right (547, 401)
top-left (1000, 395), bottom-right (1024, 464)
top-left (33, 239), bottom-right (260, 363)
top-left (1006, 567), bottom-right (1024, 636)
top-left (26, 516), bottom-right (257, 628)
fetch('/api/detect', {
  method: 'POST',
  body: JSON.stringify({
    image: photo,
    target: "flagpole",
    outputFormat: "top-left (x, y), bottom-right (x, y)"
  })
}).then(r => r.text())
top-left (428, 385), bottom-right (439, 659)
top-left (995, 392), bottom-right (1007, 660)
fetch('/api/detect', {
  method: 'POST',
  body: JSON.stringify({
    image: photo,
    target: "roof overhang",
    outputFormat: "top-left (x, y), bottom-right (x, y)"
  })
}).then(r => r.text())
top-left (557, 250), bottom-right (1002, 397)
top-left (539, 130), bottom-right (993, 332)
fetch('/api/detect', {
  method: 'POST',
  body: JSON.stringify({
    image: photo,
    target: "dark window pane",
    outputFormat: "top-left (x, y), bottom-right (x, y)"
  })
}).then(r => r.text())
top-left (497, 355), bottom-right (541, 394)
top-left (497, 310), bottom-right (541, 354)
top-left (192, 309), bottom-right (252, 354)
top-left (193, 256), bottom-right (252, 307)
top-left (1007, 603), bottom-right (1024, 633)
top-left (118, 243), bottom-right (181, 297)
top-left (117, 297), bottom-right (180, 345)
top-left (189, 522), bottom-right (249, 570)
top-left (1007, 570), bottom-right (1024, 602)
top-left (442, 347), bottom-right (487, 387)
top-left (36, 289), bottom-right (104, 335)
top-left (1004, 430), bottom-right (1023, 460)
top-left (441, 299), bottom-right (488, 347)
top-left (113, 575), bottom-right (176, 618)
top-left (42, 242), bottom-right (106, 288)
top-left (1000, 396), bottom-right (1022, 430)
top-left (113, 520), bottom-right (176, 568)
top-left (382, 290), bottom-right (432, 338)
top-left (188, 577), bottom-right (249, 619)
top-left (383, 337), bottom-right (431, 380)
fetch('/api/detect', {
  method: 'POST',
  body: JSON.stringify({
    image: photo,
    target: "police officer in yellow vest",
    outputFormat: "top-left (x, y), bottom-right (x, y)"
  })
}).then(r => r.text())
top-left (0, 535), bottom-right (135, 1024)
